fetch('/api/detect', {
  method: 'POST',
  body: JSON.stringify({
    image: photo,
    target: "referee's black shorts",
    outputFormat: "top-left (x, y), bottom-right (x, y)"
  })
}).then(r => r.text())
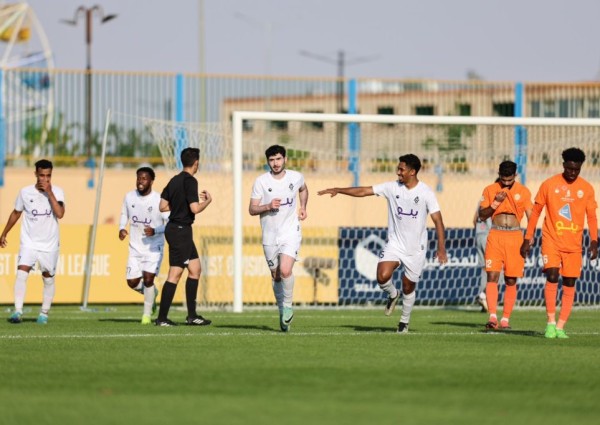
top-left (165, 222), bottom-right (199, 268)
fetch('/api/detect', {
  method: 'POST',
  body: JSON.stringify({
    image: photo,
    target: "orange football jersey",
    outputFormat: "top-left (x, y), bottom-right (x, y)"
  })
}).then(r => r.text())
top-left (480, 181), bottom-right (532, 224)
top-left (525, 174), bottom-right (598, 252)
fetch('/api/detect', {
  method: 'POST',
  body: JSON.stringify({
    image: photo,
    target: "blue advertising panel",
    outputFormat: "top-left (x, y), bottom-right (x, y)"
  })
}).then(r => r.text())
top-left (338, 227), bottom-right (600, 305)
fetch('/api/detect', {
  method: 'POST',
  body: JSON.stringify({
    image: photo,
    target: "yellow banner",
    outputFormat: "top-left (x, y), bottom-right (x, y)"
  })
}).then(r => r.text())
top-left (0, 225), bottom-right (339, 305)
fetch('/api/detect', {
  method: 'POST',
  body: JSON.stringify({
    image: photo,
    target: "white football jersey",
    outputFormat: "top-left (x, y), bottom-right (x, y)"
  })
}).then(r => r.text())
top-left (14, 184), bottom-right (65, 252)
top-left (120, 190), bottom-right (169, 255)
top-left (373, 180), bottom-right (440, 255)
top-left (251, 169), bottom-right (305, 245)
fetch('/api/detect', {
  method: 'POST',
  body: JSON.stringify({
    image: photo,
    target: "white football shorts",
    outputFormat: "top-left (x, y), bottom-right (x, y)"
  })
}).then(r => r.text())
top-left (378, 241), bottom-right (426, 283)
top-left (263, 236), bottom-right (301, 271)
top-left (126, 251), bottom-right (163, 279)
top-left (18, 248), bottom-right (60, 275)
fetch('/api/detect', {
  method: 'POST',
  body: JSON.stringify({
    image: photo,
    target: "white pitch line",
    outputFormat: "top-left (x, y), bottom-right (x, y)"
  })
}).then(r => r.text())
top-left (1, 331), bottom-right (599, 339)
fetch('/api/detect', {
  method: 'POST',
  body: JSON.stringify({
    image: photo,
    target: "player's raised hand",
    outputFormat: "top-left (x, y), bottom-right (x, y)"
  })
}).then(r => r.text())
top-left (494, 190), bottom-right (508, 202)
top-left (200, 190), bottom-right (212, 204)
top-left (436, 248), bottom-right (448, 264)
top-left (298, 207), bottom-right (307, 221)
top-left (589, 240), bottom-right (598, 260)
top-left (270, 198), bottom-right (281, 209)
top-left (317, 188), bottom-right (337, 197)
top-left (520, 239), bottom-right (532, 259)
top-left (35, 180), bottom-right (52, 193)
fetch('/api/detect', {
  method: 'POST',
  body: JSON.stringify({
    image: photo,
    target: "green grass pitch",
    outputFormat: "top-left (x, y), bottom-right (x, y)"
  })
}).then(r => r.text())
top-left (1, 306), bottom-right (600, 425)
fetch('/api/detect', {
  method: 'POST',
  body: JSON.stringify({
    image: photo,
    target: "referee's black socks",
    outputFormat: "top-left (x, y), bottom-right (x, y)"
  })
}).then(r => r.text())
top-left (185, 278), bottom-right (199, 318)
top-left (157, 281), bottom-right (177, 321)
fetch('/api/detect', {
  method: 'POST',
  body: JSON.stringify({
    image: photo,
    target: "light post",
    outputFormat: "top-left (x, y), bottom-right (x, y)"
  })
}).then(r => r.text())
top-left (234, 11), bottom-right (275, 111)
top-left (61, 5), bottom-right (117, 188)
top-left (299, 49), bottom-right (378, 165)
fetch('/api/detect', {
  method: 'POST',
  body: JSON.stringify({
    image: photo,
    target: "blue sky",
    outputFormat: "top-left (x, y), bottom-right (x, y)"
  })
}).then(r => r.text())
top-left (19, 0), bottom-right (600, 82)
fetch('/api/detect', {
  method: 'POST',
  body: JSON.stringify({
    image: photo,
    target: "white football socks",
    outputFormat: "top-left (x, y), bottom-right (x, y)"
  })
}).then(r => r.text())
top-left (400, 290), bottom-right (416, 324)
top-left (143, 284), bottom-right (155, 316)
top-left (379, 280), bottom-right (398, 299)
top-left (41, 276), bottom-right (55, 314)
top-left (282, 275), bottom-right (295, 309)
top-left (272, 279), bottom-right (284, 314)
top-left (14, 270), bottom-right (28, 313)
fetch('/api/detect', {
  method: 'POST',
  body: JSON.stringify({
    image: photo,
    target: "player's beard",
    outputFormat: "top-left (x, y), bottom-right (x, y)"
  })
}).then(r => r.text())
top-left (270, 165), bottom-right (285, 176)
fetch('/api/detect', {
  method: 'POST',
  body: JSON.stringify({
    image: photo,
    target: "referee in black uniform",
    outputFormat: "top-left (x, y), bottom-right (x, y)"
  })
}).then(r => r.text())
top-left (156, 147), bottom-right (212, 326)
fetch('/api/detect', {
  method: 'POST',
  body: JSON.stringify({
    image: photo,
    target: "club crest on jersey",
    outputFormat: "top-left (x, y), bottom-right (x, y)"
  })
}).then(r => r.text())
top-left (414, 196), bottom-right (419, 204)
top-left (559, 204), bottom-right (572, 221)
top-left (131, 204), bottom-right (135, 208)
top-left (577, 190), bottom-right (584, 199)
top-left (289, 184), bottom-right (294, 191)
top-left (148, 206), bottom-right (153, 213)
top-left (514, 193), bottom-right (521, 201)
top-left (268, 188), bottom-right (272, 192)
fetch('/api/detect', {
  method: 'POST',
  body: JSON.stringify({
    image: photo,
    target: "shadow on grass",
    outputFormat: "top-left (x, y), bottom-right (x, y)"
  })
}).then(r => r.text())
top-left (98, 318), bottom-right (141, 323)
top-left (432, 321), bottom-right (540, 337)
top-left (340, 325), bottom-right (398, 333)
top-left (215, 324), bottom-right (275, 332)
top-left (431, 321), bottom-right (483, 329)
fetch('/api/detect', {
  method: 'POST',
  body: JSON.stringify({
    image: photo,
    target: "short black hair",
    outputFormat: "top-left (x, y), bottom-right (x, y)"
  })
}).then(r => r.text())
top-left (398, 154), bottom-right (421, 173)
top-left (498, 160), bottom-right (517, 177)
top-left (265, 145), bottom-right (286, 159)
top-left (562, 147), bottom-right (586, 163)
top-left (181, 147), bottom-right (200, 167)
top-left (137, 166), bottom-right (155, 180)
top-left (35, 159), bottom-right (53, 171)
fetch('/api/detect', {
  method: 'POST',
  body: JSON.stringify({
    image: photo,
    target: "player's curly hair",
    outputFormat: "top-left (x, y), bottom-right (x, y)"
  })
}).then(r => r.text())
top-left (498, 160), bottom-right (517, 177)
top-left (34, 159), bottom-right (53, 171)
top-left (399, 154), bottom-right (421, 173)
top-left (265, 145), bottom-right (286, 159)
top-left (562, 147), bottom-right (586, 163)
top-left (137, 167), bottom-right (155, 180)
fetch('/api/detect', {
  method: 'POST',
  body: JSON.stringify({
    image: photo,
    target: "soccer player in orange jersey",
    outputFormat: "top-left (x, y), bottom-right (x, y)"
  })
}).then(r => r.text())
top-left (479, 161), bottom-right (533, 331)
top-left (520, 147), bottom-right (598, 339)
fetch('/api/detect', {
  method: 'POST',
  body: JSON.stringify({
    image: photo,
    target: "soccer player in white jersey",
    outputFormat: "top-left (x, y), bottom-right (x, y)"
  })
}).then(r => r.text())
top-left (119, 167), bottom-right (169, 325)
top-left (249, 145), bottom-right (308, 332)
top-left (1, 159), bottom-right (65, 324)
top-left (318, 154), bottom-right (447, 333)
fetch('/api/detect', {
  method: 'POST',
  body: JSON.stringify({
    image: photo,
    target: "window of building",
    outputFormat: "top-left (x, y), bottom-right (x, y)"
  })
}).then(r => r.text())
top-left (415, 105), bottom-right (434, 115)
top-left (543, 100), bottom-right (556, 118)
top-left (377, 106), bottom-right (395, 126)
top-left (242, 119), bottom-right (254, 132)
top-left (493, 102), bottom-right (514, 117)
top-left (458, 103), bottom-right (471, 116)
top-left (531, 101), bottom-right (540, 117)
top-left (302, 110), bottom-right (324, 130)
top-left (270, 115), bottom-right (288, 131)
top-left (588, 98), bottom-right (600, 118)
top-left (570, 99), bottom-right (584, 117)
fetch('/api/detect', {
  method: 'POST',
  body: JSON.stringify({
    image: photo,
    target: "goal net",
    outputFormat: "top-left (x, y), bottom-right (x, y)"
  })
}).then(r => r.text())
top-left (145, 112), bottom-right (600, 311)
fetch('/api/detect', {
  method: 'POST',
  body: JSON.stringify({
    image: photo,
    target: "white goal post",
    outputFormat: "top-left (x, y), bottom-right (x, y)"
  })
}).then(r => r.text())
top-left (232, 111), bottom-right (600, 312)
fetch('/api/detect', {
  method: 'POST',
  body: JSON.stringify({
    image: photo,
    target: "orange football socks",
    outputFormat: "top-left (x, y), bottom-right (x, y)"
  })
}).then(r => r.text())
top-left (544, 282), bottom-right (558, 323)
top-left (502, 284), bottom-right (517, 321)
top-left (558, 286), bottom-right (575, 327)
top-left (486, 282), bottom-right (498, 315)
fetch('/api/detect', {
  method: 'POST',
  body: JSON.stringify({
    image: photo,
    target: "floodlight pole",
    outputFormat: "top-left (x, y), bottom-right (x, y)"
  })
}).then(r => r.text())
top-left (61, 6), bottom-right (117, 188)
top-left (299, 49), bottom-right (378, 168)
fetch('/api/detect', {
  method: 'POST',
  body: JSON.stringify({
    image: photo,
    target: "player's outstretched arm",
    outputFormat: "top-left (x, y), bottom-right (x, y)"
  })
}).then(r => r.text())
top-left (0, 210), bottom-right (23, 248)
top-left (317, 186), bottom-right (374, 198)
top-left (298, 183), bottom-right (308, 221)
top-left (430, 211), bottom-right (448, 264)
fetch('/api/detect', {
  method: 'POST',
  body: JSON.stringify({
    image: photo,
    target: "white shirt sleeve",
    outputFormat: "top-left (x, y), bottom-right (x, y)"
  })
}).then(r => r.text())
top-left (119, 195), bottom-right (129, 230)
